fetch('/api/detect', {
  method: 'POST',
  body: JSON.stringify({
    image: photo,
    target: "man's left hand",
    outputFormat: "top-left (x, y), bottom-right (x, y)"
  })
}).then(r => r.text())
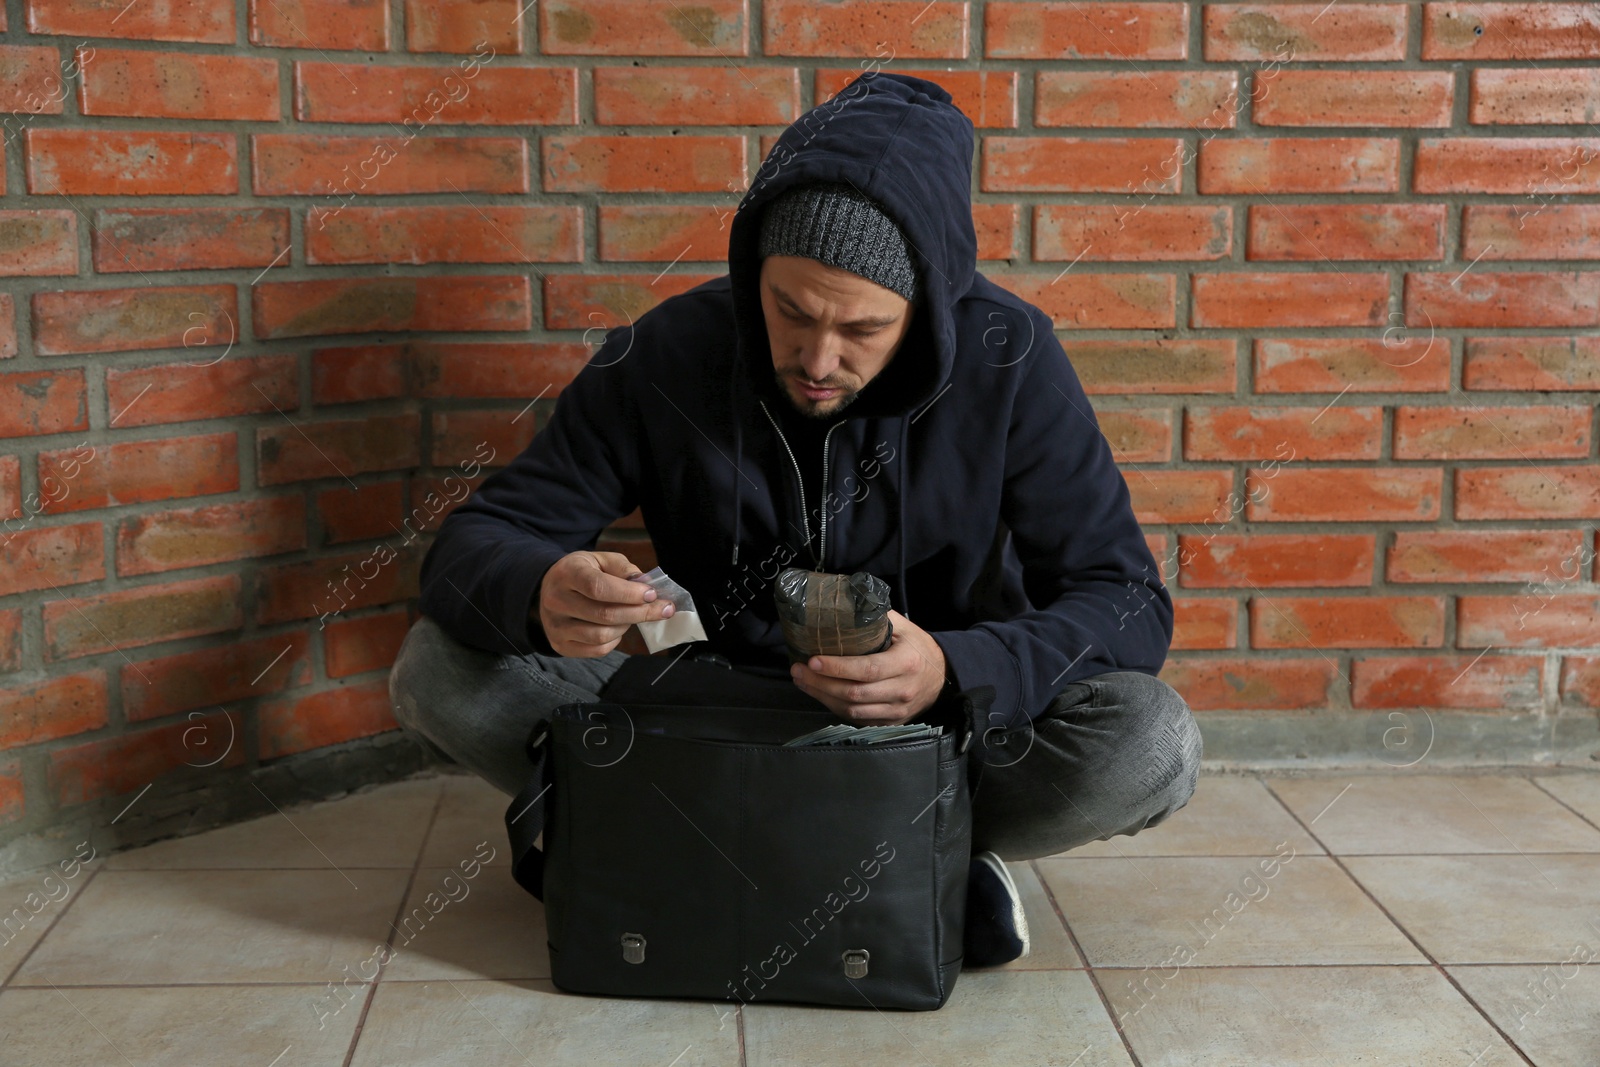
top-left (790, 610), bottom-right (949, 724)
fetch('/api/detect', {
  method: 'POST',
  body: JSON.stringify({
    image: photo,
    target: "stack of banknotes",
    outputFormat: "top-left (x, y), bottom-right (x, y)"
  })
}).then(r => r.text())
top-left (783, 722), bottom-right (945, 747)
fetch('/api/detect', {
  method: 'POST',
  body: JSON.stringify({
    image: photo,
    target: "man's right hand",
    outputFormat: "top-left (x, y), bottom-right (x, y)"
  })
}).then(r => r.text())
top-left (536, 551), bottom-right (673, 658)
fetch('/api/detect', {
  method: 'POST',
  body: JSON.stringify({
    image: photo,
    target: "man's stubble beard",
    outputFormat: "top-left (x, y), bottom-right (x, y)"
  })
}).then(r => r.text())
top-left (774, 368), bottom-right (862, 421)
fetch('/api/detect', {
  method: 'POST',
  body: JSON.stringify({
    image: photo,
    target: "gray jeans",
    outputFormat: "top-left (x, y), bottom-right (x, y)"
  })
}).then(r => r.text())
top-left (388, 615), bottom-right (1203, 860)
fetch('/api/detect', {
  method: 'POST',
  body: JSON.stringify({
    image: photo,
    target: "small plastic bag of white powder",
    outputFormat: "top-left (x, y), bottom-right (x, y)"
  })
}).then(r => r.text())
top-left (627, 566), bottom-right (708, 654)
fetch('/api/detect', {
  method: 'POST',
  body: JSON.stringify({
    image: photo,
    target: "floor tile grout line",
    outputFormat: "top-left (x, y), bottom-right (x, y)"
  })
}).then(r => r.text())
top-left (409, 775), bottom-right (458, 868)
top-left (2, 777), bottom-right (466, 994)
top-left (1048, 961), bottom-right (1572, 971)
top-left (6, 980), bottom-right (452, 990)
top-left (342, 778), bottom-right (448, 1067)
top-left (100, 865), bottom-right (497, 872)
top-left (1258, 778), bottom-right (1542, 1067)
top-left (8, 960), bottom-right (1586, 995)
top-left (1041, 850), bottom-right (1600, 859)
top-left (1028, 858), bottom-right (1145, 1067)
top-left (17, 772), bottom-right (1585, 1056)
top-left (2, 863), bottom-right (104, 990)
top-left (1527, 775), bottom-right (1600, 836)
top-left (5, 978), bottom-right (563, 991)
top-left (1038, 849), bottom-right (1328, 860)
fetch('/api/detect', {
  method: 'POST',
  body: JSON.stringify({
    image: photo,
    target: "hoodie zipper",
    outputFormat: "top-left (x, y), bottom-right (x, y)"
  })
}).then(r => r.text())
top-left (759, 400), bottom-right (843, 571)
top-left (819, 420), bottom-right (844, 567)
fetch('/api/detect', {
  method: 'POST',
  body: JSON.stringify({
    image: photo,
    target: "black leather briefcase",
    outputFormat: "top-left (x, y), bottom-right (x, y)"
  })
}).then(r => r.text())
top-left (504, 654), bottom-right (973, 1010)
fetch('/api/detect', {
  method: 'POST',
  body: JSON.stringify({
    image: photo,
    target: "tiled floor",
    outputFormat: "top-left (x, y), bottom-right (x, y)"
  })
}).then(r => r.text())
top-left (3, 770), bottom-right (1599, 1066)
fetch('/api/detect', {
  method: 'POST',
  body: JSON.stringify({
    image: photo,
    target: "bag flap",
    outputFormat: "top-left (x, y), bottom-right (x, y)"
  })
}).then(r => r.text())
top-left (554, 700), bottom-right (837, 746)
top-left (599, 652), bottom-right (829, 712)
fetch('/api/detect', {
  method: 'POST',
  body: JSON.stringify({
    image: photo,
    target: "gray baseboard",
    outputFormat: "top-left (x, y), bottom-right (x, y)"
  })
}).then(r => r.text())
top-left (1197, 710), bottom-right (1600, 771)
top-left (5, 712), bottom-right (1597, 876)
top-left (0, 734), bottom-right (451, 878)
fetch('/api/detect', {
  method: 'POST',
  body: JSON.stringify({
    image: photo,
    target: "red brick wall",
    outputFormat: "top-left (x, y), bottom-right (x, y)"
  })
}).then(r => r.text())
top-left (3, 2), bottom-right (1599, 843)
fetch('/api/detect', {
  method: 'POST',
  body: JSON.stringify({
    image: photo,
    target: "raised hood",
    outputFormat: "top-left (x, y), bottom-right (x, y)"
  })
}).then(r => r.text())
top-left (726, 72), bottom-right (979, 420)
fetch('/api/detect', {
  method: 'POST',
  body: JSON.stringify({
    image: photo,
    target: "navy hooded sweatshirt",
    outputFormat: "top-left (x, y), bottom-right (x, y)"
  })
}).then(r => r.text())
top-left (416, 72), bottom-right (1174, 733)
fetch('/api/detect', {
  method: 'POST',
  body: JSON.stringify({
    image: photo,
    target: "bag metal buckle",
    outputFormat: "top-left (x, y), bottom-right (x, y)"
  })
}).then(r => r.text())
top-left (525, 720), bottom-right (551, 761)
top-left (841, 948), bottom-right (870, 979)
top-left (621, 932), bottom-right (646, 964)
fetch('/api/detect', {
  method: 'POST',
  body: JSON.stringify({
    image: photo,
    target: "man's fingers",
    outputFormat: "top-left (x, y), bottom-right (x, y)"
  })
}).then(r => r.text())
top-left (785, 610), bottom-right (942, 725)
top-left (557, 634), bottom-right (623, 658)
top-left (572, 553), bottom-right (657, 606)
top-left (790, 667), bottom-right (917, 723)
top-left (804, 651), bottom-right (889, 681)
top-left (562, 590), bottom-right (672, 628)
top-left (840, 705), bottom-right (910, 724)
top-left (541, 550), bottom-right (678, 659)
top-left (792, 666), bottom-right (909, 708)
top-left (796, 684), bottom-right (910, 725)
top-left (550, 616), bottom-right (633, 648)
top-left (590, 551), bottom-right (643, 578)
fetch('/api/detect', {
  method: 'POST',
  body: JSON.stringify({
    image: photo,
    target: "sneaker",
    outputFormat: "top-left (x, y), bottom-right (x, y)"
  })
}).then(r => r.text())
top-left (963, 850), bottom-right (1030, 968)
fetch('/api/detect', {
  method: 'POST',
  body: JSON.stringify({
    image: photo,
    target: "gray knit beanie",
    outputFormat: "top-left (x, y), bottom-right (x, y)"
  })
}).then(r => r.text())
top-left (758, 181), bottom-right (920, 304)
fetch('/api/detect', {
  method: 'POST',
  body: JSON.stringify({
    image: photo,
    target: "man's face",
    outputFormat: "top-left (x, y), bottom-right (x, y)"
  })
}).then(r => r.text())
top-left (760, 255), bottom-right (914, 420)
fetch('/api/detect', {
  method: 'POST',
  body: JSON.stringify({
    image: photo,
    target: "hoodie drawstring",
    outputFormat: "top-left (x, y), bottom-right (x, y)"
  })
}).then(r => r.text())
top-left (897, 415), bottom-right (909, 619)
top-left (730, 357), bottom-right (744, 568)
top-left (728, 354), bottom-right (917, 626)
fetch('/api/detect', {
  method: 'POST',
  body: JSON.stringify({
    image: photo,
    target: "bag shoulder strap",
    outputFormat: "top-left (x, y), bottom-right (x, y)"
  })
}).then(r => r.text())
top-left (505, 719), bottom-right (553, 900)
